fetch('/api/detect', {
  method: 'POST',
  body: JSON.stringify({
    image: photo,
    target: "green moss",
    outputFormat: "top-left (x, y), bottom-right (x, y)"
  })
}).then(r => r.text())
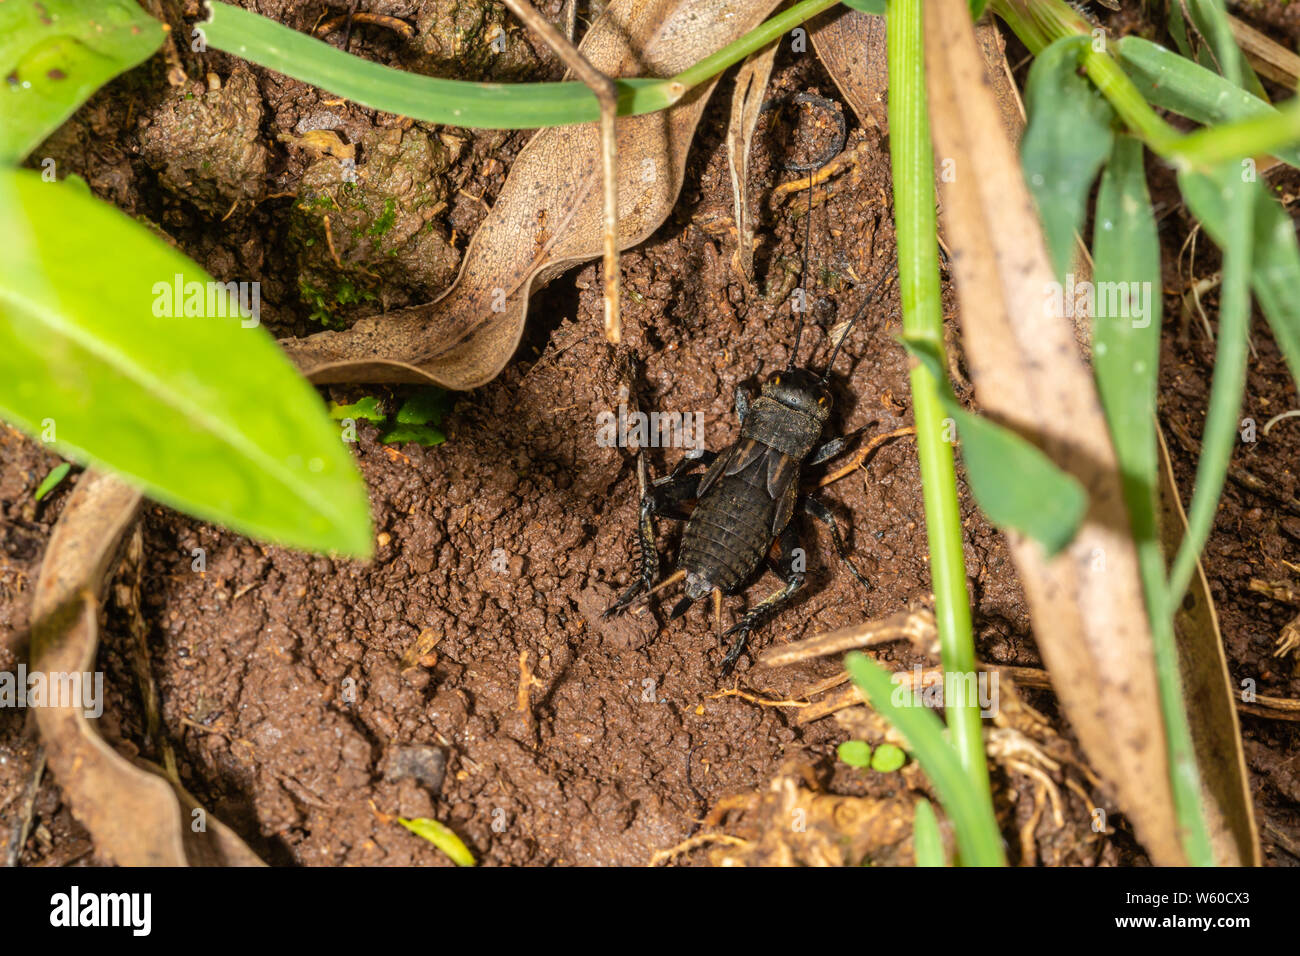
top-left (368, 197), bottom-right (398, 237)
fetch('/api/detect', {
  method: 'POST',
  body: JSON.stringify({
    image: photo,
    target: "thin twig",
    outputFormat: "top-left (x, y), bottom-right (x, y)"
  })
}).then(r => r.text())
top-left (816, 425), bottom-right (917, 487)
top-left (502, 0), bottom-right (621, 343)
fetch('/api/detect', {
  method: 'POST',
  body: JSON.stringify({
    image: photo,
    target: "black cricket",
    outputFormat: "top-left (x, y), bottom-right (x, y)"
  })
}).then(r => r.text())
top-left (603, 94), bottom-right (892, 673)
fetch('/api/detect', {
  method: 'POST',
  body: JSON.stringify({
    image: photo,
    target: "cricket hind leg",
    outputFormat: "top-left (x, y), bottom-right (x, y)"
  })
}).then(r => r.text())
top-left (602, 451), bottom-right (716, 618)
top-left (803, 495), bottom-right (871, 592)
top-left (719, 524), bottom-right (805, 675)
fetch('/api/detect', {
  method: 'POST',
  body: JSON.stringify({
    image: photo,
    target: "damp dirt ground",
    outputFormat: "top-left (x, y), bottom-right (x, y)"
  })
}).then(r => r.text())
top-left (1, 1), bottom-right (1297, 867)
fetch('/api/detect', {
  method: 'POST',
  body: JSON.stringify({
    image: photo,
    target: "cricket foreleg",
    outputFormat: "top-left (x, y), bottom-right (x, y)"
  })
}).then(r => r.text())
top-left (603, 455), bottom-right (702, 618)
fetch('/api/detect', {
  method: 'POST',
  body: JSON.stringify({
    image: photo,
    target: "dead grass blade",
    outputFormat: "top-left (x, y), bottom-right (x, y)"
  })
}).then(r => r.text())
top-left (726, 43), bottom-right (779, 280)
top-left (919, 0), bottom-right (1183, 864)
top-left (282, 0), bottom-right (780, 391)
top-left (1157, 426), bottom-right (1261, 866)
top-left (29, 471), bottom-right (264, 866)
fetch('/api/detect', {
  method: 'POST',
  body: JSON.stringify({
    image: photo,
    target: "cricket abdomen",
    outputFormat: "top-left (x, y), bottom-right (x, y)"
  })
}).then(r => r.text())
top-left (679, 463), bottom-right (775, 598)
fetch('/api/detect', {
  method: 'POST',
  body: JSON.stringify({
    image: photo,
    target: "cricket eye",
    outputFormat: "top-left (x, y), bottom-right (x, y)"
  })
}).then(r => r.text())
top-left (772, 375), bottom-right (781, 386)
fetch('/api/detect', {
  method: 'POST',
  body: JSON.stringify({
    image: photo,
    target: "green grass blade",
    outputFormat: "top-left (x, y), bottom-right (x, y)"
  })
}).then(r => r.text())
top-left (1176, 163), bottom-right (1300, 391)
top-left (912, 799), bottom-right (946, 866)
top-left (1117, 36), bottom-right (1300, 168)
top-left (1093, 135), bottom-right (1161, 556)
top-left (205, 0), bottom-right (845, 131)
top-left (1172, 0), bottom-right (1245, 90)
top-left (203, 1), bottom-right (676, 129)
top-left (0, 0), bottom-right (164, 165)
top-left (902, 339), bottom-right (1088, 556)
top-left (33, 462), bottom-right (72, 501)
top-left (1170, 98), bottom-right (1300, 171)
top-left (1170, 164), bottom-right (1254, 619)
top-left (1021, 36), bottom-right (1116, 280)
top-left (0, 170), bottom-right (373, 557)
top-left (1247, 189), bottom-right (1300, 388)
top-left (888, 0), bottom-right (990, 795)
top-left (397, 817), bottom-right (475, 866)
top-left (1093, 136), bottom-right (1215, 866)
top-left (845, 653), bottom-right (1005, 866)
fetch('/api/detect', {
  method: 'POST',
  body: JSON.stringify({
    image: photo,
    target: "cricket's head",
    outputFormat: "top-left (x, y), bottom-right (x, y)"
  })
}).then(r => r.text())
top-left (763, 366), bottom-right (833, 422)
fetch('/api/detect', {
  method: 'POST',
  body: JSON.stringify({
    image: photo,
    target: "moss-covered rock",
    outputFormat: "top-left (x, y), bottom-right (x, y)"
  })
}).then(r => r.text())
top-left (415, 0), bottom-right (542, 80)
top-left (288, 126), bottom-right (460, 328)
top-left (138, 67), bottom-right (268, 217)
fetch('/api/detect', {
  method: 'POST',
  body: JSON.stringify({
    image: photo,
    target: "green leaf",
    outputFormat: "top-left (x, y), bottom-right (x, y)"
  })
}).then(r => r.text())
top-left (912, 799), bottom-right (945, 867)
top-left (0, 169), bottom-right (372, 557)
top-left (203, 1), bottom-right (677, 131)
top-left (394, 388), bottom-right (451, 427)
top-left (1171, 164), bottom-right (1255, 611)
top-left (845, 653), bottom-right (1004, 866)
top-left (1092, 135), bottom-right (1161, 544)
top-left (837, 740), bottom-right (873, 767)
top-left (842, 0), bottom-right (887, 13)
top-left (397, 817), bottom-right (475, 866)
top-left (328, 396), bottom-right (387, 422)
top-left (1168, 0), bottom-right (1248, 93)
top-left (902, 338), bottom-right (1088, 557)
top-left (0, 0), bottom-right (164, 165)
top-left (1117, 36), bottom-right (1300, 169)
top-left (33, 461), bottom-right (71, 501)
top-left (1178, 167), bottom-right (1300, 390)
top-left (870, 742), bottom-right (906, 772)
top-left (380, 424), bottom-right (446, 447)
top-left (1021, 36), bottom-right (1116, 280)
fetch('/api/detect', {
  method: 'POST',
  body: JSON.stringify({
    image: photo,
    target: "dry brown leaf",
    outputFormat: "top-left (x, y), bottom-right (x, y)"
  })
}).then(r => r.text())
top-left (811, 7), bottom-right (889, 132)
top-left (726, 43), bottom-right (779, 280)
top-left (282, 0), bottom-right (781, 391)
top-left (1158, 426), bottom-right (1261, 866)
top-left (971, 10), bottom-right (1257, 866)
top-left (1227, 13), bottom-right (1300, 87)
top-left (917, 0), bottom-right (1183, 864)
top-left (29, 471), bottom-right (264, 866)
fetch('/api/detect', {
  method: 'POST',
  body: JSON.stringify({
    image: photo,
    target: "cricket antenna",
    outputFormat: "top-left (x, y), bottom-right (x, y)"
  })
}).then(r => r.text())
top-left (821, 265), bottom-right (897, 382)
top-left (788, 164), bottom-right (814, 370)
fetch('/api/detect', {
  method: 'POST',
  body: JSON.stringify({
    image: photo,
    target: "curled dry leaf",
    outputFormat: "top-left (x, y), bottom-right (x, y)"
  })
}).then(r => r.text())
top-left (29, 471), bottom-right (264, 866)
top-left (726, 43), bottom-right (779, 280)
top-left (811, 6), bottom-right (889, 132)
top-left (916, 0), bottom-right (1182, 864)
top-left (282, 0), bottom-right (781, 391)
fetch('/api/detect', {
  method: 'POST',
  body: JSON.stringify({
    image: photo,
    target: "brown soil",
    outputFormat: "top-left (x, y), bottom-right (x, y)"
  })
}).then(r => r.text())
top-left (0, 1), bottom-right (1296, 866)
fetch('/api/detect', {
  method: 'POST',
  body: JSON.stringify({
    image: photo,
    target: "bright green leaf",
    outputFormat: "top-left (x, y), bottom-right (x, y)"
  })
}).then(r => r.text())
top-left (397, 817), bottom-right (475, 866)
top-left (837, 740), bottom-right (873, 767)
top-left (871, 742), bottom-right (906, 772)
top-left (0, 169), bottom-right (373, 557)
top-left (842, 0), bottom-right (887, 13)
top-left (902, 338), bottom-right (1088, 557)
top-left (394, 388), bottom-right (451, 427)
top-left (1092, 135), bottom-right (1161, 543)
top-left (1177, 165), bottom-right (1300, 390)
top-left (328, 396), bottom-right (387, 422)
top-left (203, 1), bottom-right (676, 131)
top-left (0, 0), bottom-right (164, 165)
top-left (1021, 36), bottom-right (1116, 280)
top-left (381, 424), bottom-right (446, 447)
top-left (1117, 36), bottom-right (1300, 169)
top-left (912, 799), bottom-right (945, 867)
top-left (33, 461), bottom-right (71, 501)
